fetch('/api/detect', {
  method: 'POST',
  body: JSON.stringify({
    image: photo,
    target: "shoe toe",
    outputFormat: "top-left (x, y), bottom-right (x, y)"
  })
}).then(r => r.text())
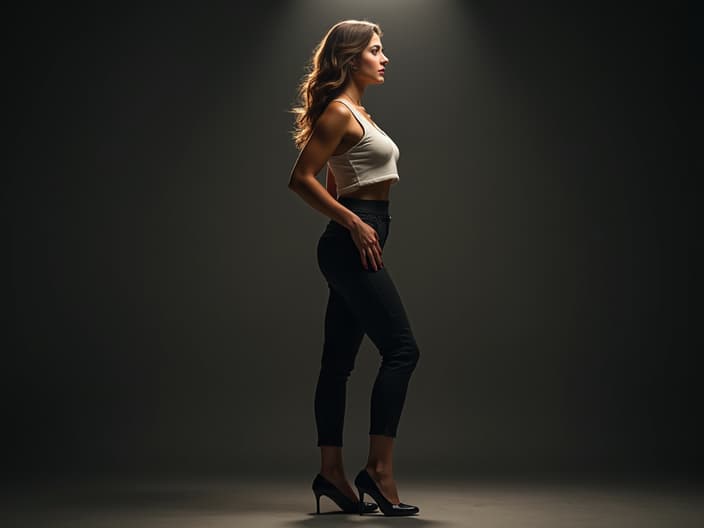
top-left (394, 502), bottom-right (419, 514)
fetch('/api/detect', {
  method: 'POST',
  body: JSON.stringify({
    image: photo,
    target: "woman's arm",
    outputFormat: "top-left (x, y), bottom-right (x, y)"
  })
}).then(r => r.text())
top-left (288, 105), bottom-right (358, 229)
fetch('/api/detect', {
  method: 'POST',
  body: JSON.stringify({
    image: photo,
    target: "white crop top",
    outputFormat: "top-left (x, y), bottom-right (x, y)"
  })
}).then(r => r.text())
top-left (327, 98), bottom-right (400, 196)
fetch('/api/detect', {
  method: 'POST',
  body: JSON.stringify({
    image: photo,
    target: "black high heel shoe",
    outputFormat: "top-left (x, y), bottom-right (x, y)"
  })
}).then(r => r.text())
top-left (354, 468), bottom-right (420, 516)
top-left (312, 473), bottom-right (379, 514)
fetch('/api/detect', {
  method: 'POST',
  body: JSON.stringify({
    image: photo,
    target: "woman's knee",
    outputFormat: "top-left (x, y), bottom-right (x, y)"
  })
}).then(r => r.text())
top-left (383, 338), bottom-right (420, 371)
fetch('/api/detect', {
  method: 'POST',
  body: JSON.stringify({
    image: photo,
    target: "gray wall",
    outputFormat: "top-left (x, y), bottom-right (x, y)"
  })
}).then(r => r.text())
top-left (6, 1), bottom-right (698, 480)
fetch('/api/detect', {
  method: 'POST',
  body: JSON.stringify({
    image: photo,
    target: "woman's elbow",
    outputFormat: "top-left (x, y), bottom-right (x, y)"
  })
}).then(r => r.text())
top-left (288, 171), bottom-right (312, 191)
top-left (288, 170), bottom-right (303, 189)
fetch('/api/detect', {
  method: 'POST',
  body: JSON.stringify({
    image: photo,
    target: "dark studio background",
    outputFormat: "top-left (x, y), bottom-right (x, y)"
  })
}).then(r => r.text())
top-left (5, 1), bottom-right (699, 485)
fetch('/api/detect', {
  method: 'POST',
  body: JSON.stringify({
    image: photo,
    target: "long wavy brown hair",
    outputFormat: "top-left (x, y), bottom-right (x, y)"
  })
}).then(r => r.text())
top-left (289, 19), bottom-right (382, 150)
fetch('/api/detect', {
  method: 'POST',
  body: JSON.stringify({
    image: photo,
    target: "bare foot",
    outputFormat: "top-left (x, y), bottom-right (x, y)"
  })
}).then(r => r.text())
top-left (320, 470), bottom-right (358, 503)
top-left (365, 467), bottom-right (400, 505)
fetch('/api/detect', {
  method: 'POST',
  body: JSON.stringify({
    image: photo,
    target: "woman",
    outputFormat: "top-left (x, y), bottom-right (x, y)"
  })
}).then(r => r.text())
top-left (288, 19), bottom-right (420, 517)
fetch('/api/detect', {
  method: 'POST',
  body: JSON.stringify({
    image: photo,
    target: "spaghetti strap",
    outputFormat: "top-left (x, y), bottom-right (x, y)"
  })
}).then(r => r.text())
top-left (332, 98), bottom-right (361, 118)
top-left (331, 98), bottom-right (386, 136)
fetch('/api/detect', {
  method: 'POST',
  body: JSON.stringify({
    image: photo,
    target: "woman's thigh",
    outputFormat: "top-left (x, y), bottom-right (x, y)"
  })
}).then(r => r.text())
top-left (322, 283), bottom-right (365, 360)
top-left (327, 266), bottom-right (415, 354)
top-left (317, 212), bottom-right (409, 350)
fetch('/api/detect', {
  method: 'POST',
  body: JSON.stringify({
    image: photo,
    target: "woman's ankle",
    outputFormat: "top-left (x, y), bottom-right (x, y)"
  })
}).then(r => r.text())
top-left (320, 466), bottom-right (346, 478)
top-left (365, 464), bottom-right (393, 477)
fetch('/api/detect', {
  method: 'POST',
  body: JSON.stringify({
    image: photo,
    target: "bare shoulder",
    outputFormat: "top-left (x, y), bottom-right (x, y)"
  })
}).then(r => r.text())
top-left (315, 99), bottom-right (352, 138)
top-left (289, 99), bottom-right (353, 182)
top-left (325, 98), bottom-right (353, 117)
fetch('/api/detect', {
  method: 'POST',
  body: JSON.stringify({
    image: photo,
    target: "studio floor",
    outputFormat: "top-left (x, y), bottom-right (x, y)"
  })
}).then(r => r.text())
top-left (2, 474), bottom-right (702, 528)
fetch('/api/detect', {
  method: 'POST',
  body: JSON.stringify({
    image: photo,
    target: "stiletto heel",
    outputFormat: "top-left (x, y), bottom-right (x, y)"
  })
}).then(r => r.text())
top-left (354, 468), bottom-right (420, 516)
top-left (358, 490), bottom-right (365, 515)
top-left (311, 473), bottom-right (379, 514)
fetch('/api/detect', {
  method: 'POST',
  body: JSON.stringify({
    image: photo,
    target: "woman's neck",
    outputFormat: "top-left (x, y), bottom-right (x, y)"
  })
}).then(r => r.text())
top-left (340, 84), bottom-right (365, 106)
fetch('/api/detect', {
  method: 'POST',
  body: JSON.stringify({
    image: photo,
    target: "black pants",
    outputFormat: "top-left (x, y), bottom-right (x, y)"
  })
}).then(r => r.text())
top-left (314, 197), bottom-right (420, 447)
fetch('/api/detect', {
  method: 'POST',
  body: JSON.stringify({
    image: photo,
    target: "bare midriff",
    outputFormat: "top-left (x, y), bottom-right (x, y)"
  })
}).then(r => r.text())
top-left (338, 179), bottom-right (392, 201)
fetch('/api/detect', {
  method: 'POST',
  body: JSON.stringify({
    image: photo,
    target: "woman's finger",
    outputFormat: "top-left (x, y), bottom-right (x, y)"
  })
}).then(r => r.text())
top-left (356, 224), bottom-right (382, 271)
top-left (374, 244), bottom-right (384, 269)
top-left (366, 245), bottom-right (378, 271)
top-left (366, 243), bottom-right (381, 271)
top-left (367, 243), bottom-right (381, 271)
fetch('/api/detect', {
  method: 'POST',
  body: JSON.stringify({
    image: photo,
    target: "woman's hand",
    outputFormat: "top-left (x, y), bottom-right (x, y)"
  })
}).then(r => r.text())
top-left (349, 216), bottom-right (384, 271)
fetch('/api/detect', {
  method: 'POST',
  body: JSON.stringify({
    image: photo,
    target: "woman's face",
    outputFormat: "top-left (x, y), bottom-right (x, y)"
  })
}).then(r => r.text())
top-left (353, 34), bottom-right (389, 84)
